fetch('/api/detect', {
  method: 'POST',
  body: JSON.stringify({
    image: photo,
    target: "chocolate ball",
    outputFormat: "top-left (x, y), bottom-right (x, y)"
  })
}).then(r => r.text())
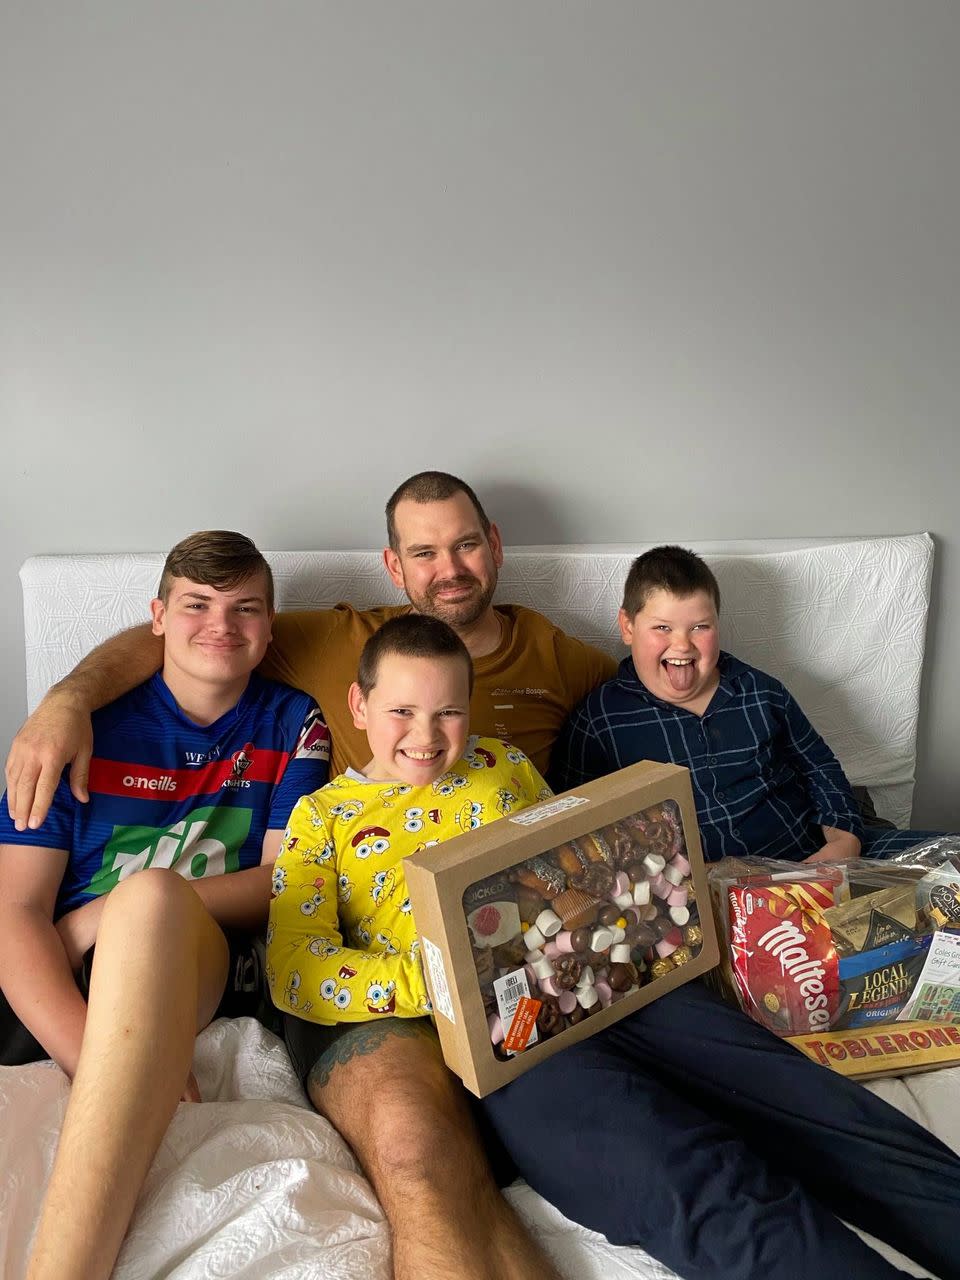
top-left (683, 924), bottom-right (703, 949)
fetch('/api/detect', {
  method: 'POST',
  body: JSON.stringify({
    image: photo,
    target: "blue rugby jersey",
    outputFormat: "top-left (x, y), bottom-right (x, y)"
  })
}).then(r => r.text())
top-left (551, 653), bottom-right (863, 862)
top-left (0, 673), bottom-right (330, 916)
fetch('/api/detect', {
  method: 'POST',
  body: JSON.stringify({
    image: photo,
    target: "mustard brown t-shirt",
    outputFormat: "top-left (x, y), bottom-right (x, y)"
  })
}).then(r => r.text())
top-left (260, 603), bottom-right (617, 777)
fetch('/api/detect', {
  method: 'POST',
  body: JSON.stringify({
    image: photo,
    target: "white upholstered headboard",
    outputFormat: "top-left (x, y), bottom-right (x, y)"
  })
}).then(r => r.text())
top-left (20, 534), bottom-right (933, 828)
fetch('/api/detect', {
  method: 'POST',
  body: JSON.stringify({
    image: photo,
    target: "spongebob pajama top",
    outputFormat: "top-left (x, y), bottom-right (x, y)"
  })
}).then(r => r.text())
top-left (267, 736), bottom-right (549, 1024)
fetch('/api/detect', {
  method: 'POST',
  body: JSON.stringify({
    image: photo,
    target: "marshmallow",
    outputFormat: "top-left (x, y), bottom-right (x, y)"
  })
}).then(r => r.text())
top-left (535, 909), bottom-right (563, 938)
top-left (488, 1013), bottom-right (504, 1044)
top-left (577, 986), bottom-right (599, 1009)
top-left (663, 863), bottom-right (685, 886)
top-left (655, 938), bottom-right (678, 958)
top-left (643, 852), bottom-right (666, 876)
top-left (633, 880), bottom-right (652, 906)
top-left (532, 955), bottom-right (555, 980)
top-left (669, 906), bottom-right (690, 926)
top-left (610, 943), bottom-right (632, 964)
top-left (612, 871), bottom-right (632, 898)
top-left (523, 925), bottom-right (546, 951)
top-left (558, 990), bottom-right (578, 1015)
top-left (590, 926), bottom-right (615, 952)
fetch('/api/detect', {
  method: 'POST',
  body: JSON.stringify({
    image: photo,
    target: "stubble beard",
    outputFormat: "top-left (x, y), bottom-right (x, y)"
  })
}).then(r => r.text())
top-left (408, 575), bottom-right (496, 630)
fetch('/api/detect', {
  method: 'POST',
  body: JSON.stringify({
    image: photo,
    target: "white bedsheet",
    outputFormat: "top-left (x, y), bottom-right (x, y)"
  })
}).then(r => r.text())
top-left (2, 1018), bottom-right (956, 1280)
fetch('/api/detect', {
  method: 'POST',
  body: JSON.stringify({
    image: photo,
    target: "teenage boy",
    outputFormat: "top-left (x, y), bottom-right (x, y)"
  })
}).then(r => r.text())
top-left (269, 614), bottom-right (558, 1280)
top-left (552, 545), bottom-right (944, 858)
top-left (0, 531), bottom-right (330, 1280)
top-left (4, 472), bottom-right (614, 826)
top-left (477, 546), bottom-right (960, 1280)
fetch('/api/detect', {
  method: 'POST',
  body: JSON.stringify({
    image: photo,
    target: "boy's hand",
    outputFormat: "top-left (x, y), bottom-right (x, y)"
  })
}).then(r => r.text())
top-left (805, 826), bottom-right (861, 864)
top-left (5, 690), bottom-right (94, 831)
top-left (55, 897), bottom-right (107, 972)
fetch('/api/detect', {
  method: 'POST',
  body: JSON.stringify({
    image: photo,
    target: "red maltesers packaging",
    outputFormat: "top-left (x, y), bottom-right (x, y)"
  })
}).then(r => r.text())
top-left (726, 878), bottom-right (843, 1036)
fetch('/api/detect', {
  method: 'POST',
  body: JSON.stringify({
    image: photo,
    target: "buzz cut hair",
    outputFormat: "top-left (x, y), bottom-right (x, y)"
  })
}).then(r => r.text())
top-left (621, 545), bottom-right (721, 619)
top-left (157, 530), bottom-right (274, 611)
top-left (357, 614), bottom-right (474, 697)
top-left (385, 471), bottom-right (491, 552)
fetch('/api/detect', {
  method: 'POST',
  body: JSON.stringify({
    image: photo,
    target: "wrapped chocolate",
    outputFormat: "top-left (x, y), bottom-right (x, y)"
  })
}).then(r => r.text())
top-left (822, 883), bottom-right (918, 956)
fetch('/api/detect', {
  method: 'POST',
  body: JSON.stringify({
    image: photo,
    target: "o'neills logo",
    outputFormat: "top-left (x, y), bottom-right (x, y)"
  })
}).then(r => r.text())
top-left (756, 920), bottom-right (832, 1030)
top-left (123, 774), bottom-right (177, 792)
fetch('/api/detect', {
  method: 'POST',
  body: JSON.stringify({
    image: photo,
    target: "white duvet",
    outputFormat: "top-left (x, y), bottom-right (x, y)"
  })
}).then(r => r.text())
top-left (1, 1018), bottom-right (957, 1280)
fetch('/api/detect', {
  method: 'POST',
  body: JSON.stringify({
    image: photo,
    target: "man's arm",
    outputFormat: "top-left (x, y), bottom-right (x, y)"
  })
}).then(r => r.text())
top-left (5, 624), bottom-right (163, 832)
top-left (0, 844), bottom-right (88, 1076)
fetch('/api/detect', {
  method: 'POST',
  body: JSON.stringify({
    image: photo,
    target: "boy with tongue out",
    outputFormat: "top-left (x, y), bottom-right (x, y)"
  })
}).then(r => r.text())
top-left (552, 544), bottom-right (865, 863)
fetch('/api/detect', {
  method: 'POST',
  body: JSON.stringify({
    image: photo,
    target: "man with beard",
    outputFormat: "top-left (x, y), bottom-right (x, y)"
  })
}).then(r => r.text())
top-left (5, 471), bottom-right (615, 821)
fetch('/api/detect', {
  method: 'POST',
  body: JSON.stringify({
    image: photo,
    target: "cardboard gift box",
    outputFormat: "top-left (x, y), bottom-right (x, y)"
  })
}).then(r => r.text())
top-left (404, 761), bottom-right (719, 1097)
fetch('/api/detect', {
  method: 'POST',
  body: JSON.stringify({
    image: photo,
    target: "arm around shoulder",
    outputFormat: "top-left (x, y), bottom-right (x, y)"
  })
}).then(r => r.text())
top-left (5, 623), bottom-right (163, 832)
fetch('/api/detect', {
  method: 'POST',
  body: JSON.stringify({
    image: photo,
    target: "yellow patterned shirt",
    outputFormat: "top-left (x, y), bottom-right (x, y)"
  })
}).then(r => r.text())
top-left (267, 736), bottom-right (550, 1025)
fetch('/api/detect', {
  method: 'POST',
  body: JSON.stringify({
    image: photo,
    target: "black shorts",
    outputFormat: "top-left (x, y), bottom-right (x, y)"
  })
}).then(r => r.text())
top-left (0, 931), bottom-right (273, 1067)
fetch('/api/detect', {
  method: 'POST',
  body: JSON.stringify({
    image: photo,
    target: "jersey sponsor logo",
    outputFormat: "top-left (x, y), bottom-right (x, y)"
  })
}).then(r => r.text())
top-left (89, 752), bottom-right (290, 799)
top-left (90, 805), bottom-right (253, 896)
top-left (294, 708), bottom-right (331, 762)
top-left (123, 773), bottom-right (177, 792)
top-left (184, 745), bottom-right (222, 767)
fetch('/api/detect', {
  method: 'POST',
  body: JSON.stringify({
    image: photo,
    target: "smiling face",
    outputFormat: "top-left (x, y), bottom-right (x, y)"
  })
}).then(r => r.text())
top-left (151, 572), bottom-right (273, 711)
top-left (348, 652), bottom-right (471, 786)
top-left (619, 588), bottom-right (721, 713)
top-left (383, 492), bottom-right (503, 630)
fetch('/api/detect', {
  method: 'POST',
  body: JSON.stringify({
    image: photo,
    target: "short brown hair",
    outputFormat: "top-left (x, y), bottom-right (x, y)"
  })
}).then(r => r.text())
top-left (621, 546), bottom-right (721, 618)
top-left (157, 530), bottom-right (274, 610)
top-left (357, 614), bottom-right (474, 697)
top-left (385, 471), bottom-right (491, 551)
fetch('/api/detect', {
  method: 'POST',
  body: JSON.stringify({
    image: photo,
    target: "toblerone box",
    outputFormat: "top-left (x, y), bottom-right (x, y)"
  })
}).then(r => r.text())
top-left (404, 762), bottom-right (719, 1097)
top-left (788, 1020), bottom-right (960, 1080)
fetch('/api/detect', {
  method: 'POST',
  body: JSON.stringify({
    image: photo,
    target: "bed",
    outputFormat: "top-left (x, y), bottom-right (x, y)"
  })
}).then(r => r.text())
top-left (2, 533), bottom-right (955, 1279)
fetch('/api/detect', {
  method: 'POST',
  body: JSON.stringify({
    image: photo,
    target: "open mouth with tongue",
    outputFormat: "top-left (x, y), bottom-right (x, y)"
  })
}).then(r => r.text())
top-left (662, 657), bottom-right (698, 693)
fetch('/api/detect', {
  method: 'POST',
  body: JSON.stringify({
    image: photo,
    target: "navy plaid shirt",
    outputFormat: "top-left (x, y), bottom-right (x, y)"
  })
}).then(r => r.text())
top-left (551, 653), bottom-right (863, 862)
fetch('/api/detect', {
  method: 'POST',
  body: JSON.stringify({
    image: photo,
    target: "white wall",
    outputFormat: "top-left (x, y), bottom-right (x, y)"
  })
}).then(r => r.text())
top-left (2, 1), bottom-right (959, 826)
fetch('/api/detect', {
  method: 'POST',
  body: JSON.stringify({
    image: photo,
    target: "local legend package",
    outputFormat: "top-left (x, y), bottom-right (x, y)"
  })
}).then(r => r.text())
top-left (404, 762), bottom-right (719, 1097)
top-left (707, 848), bottom-right (960, 1079)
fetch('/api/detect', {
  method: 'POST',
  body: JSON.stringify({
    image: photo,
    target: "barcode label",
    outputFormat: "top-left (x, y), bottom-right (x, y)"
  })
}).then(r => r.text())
top-left (493, 968), bottom-right (539, 1054)
top-left (509, 795), bottom-right (590, 825)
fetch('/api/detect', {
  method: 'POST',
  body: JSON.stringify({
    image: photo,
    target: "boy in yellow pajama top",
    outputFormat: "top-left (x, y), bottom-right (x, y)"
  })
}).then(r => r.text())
top-left (268, 618), bottom-right (549, 1024)
top-left (267, 614), bottom-right (559, 1280)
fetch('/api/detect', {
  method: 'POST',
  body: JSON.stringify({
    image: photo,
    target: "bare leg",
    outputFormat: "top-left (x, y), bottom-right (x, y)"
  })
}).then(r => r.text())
top-left (27, 869), bottom-right (229, 1280)
top-left (307, 1020), bottom-right (560, 1280)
